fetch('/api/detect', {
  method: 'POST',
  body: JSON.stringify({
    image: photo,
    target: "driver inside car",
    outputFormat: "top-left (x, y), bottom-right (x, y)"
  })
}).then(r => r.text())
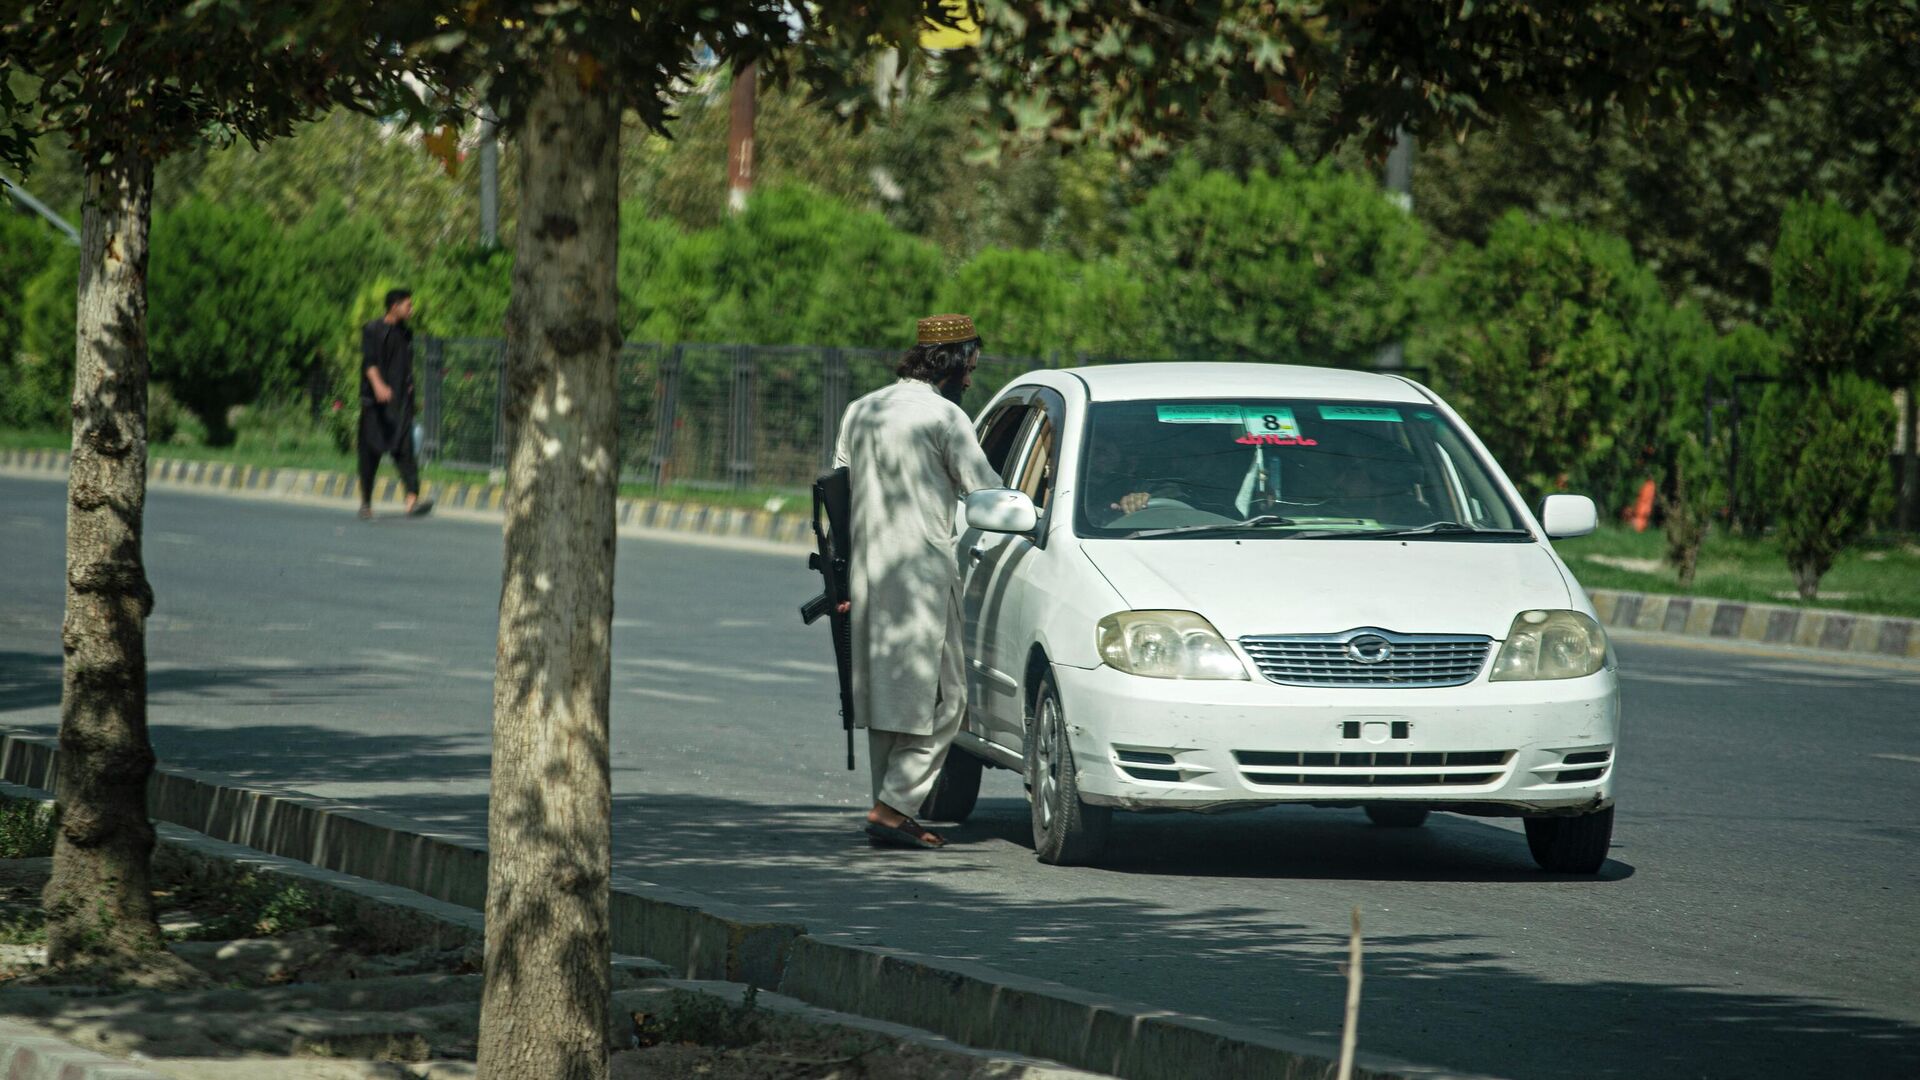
top-left (1082, 436), bottom-right (1192, 525)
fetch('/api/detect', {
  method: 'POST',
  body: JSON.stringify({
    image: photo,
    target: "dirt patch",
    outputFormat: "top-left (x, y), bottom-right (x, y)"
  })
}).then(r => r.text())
top-left (0, 852), bottom-right (1095, 1079)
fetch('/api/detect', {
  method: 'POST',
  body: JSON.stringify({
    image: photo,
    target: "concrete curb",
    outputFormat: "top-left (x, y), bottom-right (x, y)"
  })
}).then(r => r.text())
top-left (0, 728), bottom-right (1493, 1080)
top-left (0, 1017), bottom-right (172, 1080)
top-left (1587, 587), bottom-right (1920, 662)
top-left (0, 448), bottom-right (814, 549)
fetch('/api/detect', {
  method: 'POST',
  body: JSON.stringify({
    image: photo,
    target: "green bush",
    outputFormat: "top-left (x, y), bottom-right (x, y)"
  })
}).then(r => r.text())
top-left (0, 210), bottom-right (57, 381)
top-left (1750, 376), bottom-right (1896, 598)
top-left (1127, 157), bottom-right (1428, 366)
top-left (1659, 431), bottom-right (1723, 587)
top-left (230, 400), bottom-right (339, 457)
top-left (934, 247), bottom-right (1162, 362)
top-left (148, 382), bottom-right (209, 447)
top-left (1759, 200), bottom-right (1907, 596)
top-left (628, 184), bottom-right (941, 348)
top-left (0, 796), bottom-right (55, 859)
top-left (10, 245), bottom-right (78, 428)
top-left (1413, 211), bottom-right (1665, 502)
top-left (417, 244), bottom-right (512, 339)
top-left (1713, 325), bottom-right (1787, 532)
top-left (616, 212), bottom-right (683, 337)
top-left (1770, 197), bottom-right (1912, 386)
top-left (147, 199), bottom-right (309, 440)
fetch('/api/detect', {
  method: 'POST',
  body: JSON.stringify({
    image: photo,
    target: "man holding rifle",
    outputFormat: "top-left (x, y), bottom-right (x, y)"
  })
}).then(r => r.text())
top-left (832, 314), bottom-right (1000, 849)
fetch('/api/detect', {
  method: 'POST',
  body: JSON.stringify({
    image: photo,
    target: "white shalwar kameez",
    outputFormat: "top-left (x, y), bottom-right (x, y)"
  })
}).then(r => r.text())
top-left (834, 379), bottom-right (1002, 815)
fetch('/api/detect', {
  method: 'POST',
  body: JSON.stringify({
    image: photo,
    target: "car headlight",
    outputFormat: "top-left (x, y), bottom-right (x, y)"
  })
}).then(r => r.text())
top-left (1096, 611), bottom-right (1249, 680)
top-left (1489, 610), bottom-right (1609, 681)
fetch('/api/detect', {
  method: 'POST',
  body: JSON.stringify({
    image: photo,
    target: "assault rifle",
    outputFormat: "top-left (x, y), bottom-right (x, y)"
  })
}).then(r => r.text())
top-left (798, 467), bottom-right (856, 770)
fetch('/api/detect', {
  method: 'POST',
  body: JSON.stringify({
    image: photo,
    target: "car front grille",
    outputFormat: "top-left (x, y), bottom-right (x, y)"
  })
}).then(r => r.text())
top-left (1234, 749), bottom-right (1515, 788)
top-left (1240, 628), bottom-right (1492, 688)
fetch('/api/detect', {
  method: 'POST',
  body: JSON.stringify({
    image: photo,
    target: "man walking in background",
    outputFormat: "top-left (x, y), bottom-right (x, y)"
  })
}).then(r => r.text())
top-left (834, 314), bottom-right (1001, 849)
top-left (358, 288), bottom-right (432, 520)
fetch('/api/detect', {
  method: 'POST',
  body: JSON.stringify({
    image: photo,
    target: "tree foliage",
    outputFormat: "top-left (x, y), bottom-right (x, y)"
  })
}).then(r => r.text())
top-left (1770, 197), bottom-right (1912, 385)
top-left (0, 209), bottom-right (58, 418)
top-left (1760, 198), bottom-right (1908, 594)
top-left (9, 240), bottom-right (76, 427)
top-left (0, 3), bottom-right (439, 172)
top-left (949, 1), bottom-right (1823, 159)
top-left (1414, 211), bottom-right (1666, 500)
top-left (1751, 376), bottom-right (1896, 597)
top-left (631, 183), bottom-right (942, 348)
top-left (1127, 157), bottom-right (1426, 367)
top-left (934, 246), bottom-right (1159, 360)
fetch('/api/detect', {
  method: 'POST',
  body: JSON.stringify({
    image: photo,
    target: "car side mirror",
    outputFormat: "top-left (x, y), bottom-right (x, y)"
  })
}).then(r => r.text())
top-left (966, 488), bottom-right (1038, 534)
top-left (1540, 494), bottom-right (1598, 539)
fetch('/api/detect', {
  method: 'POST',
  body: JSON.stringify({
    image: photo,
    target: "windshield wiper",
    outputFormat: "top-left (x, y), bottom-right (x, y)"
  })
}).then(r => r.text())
top-left (1358, 521), bottom-right (1533, 540)
top-left (1125, 514), bottom-right (1304, 539)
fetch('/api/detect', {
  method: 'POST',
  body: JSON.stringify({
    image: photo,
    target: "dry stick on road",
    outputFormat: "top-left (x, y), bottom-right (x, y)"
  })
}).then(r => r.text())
top-left (1337, 905), bottom-right (1363, 1080)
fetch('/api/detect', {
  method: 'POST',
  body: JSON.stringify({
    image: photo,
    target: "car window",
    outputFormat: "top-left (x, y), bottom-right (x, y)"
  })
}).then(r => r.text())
top-left (976, 401), bottom-right (1030, 476)
top-left (1015, 413), bottom-right (1057, 510)
top-left (1076, 399), bottom-right (1527, 538)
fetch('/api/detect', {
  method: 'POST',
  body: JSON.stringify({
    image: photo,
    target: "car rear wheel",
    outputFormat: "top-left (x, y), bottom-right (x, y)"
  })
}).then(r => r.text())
top-left (1364, 804), bottom-right (1430, 828)
top-left (1524, 806), bottom-right (1614, 874)
top-left (919, 747), bottom-right (983, 823)
top-left (1028, 673), bottom-right (1110, 866)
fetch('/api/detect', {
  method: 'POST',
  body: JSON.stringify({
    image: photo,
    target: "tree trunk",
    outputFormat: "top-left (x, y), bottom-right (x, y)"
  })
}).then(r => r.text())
top-left (44, 153), bottom-right (177, 978)
top-left (475, 51), bottom-right (620, 1080)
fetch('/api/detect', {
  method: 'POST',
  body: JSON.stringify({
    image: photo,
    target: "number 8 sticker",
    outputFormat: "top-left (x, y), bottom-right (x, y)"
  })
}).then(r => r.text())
top-left (1246, 408), bottom-right (1301, 438)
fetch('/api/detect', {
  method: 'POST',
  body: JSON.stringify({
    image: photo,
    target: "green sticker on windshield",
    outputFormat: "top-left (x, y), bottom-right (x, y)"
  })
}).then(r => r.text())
top-left (1318, 405), bottom-right (1403, 423)
top-left (1157, 405), bottom-right (1244, 424)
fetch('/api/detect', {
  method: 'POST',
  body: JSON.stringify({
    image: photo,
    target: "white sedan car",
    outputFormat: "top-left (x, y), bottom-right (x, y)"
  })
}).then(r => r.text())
top-left (928, 363), bottom-right (1621, 873)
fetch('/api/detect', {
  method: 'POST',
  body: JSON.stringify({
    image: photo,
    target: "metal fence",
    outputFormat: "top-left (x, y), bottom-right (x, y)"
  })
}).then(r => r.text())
top-left (416, 338), bottom-right (1049, 490)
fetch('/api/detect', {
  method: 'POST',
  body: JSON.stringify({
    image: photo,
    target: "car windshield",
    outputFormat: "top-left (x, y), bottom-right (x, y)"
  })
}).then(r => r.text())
top-left (1075, 399), bottom-right (1530, 540)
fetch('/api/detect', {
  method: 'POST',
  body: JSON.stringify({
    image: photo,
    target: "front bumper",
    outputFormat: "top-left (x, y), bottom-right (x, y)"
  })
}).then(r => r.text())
top-left (1051, 662), bottom-right (1620, 816)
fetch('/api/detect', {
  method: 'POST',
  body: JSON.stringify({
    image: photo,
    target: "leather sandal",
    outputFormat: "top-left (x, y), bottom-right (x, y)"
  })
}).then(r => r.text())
top-left (864, 816), bottom-right (945, 849)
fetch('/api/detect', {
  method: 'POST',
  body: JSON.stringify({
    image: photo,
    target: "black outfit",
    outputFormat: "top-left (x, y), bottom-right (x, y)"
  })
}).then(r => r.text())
top-left (358, 318), bottom-right (420, 506)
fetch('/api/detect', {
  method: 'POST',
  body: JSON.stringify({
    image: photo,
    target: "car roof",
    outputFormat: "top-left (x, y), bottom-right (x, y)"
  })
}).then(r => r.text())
top-left (1028, 362), bottom-right (1432, 404)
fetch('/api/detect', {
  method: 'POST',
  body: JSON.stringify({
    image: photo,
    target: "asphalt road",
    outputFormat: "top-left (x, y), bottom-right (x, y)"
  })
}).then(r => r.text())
top-left (1, 474), bottom-right (1916, 1080)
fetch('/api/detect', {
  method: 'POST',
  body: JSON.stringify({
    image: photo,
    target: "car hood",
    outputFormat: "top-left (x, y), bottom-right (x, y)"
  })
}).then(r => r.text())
top-left (1079, 537), bottom-right (1573, 639)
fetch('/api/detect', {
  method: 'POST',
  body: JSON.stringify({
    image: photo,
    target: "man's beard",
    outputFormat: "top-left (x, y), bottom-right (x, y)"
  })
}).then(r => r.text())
top-left (938, 371), bottom-right (968, 406)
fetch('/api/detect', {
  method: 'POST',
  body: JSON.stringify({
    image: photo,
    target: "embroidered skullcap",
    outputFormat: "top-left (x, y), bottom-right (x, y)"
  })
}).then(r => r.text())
top-left (916, 314), bottom-right (977, 345)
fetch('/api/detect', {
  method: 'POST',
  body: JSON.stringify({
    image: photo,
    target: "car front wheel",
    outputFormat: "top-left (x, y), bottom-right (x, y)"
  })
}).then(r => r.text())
top-left (1524, 806), bottom-right (1614, 874)
top-left (1028, 673), bottom-right (1111, 866)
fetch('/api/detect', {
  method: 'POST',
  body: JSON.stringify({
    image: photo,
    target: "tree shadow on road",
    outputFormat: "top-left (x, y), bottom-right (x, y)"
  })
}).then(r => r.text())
top-left (562, 790), bottom-right (1904, 1080)
top-left (0, 649), bottom-right (399, 716)
top-left (337, 780), bottom-right (1917, 1080)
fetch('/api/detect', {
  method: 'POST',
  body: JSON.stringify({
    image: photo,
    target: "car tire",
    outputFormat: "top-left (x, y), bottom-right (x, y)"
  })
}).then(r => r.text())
top-left (1028, 673), bottom-right (1111, 866)
top-left (1364, 804), bottom-right (1430, 828)
top-left (1523, 806), bottom-right (1614, 874)
top-left (919, 747), bottom-right (983, 824)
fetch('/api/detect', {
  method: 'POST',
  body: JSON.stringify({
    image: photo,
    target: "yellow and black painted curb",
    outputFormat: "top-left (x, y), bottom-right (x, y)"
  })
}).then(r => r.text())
top-left (1589, 587), bottom-right (1920, 662)
top-left (0, 447), bottom-right (814, 548)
